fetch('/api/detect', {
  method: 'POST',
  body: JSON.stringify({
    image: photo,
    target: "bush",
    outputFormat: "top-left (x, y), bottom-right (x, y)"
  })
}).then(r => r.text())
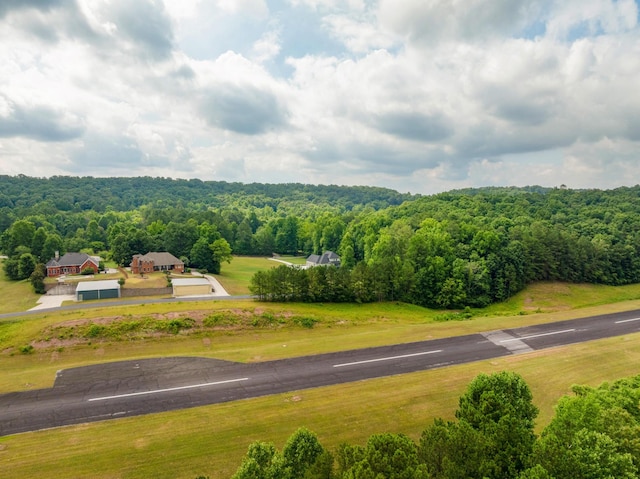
top-left (203, 312), bottom-right (239, 327)
top-left (164, 317), bottom-right (195, 334)
top-left (293, 316), bottom-right (319, 329)
top-left (19, 344), bottom-right (35, 354)
top-left (81, 267), bottom-right (96, 275)
top-left (86, 324), bottom-right (106, 338)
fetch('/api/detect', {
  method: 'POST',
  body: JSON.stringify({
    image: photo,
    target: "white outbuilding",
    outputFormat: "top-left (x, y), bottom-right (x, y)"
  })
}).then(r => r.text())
top-left (172, 277), bottom-right (213, 297)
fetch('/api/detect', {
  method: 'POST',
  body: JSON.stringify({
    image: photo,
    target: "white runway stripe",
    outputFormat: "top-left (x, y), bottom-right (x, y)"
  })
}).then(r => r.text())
top-left (88, 377), bottom-right (250, 402)
top-left (333, 350), bottom-right (442, 368)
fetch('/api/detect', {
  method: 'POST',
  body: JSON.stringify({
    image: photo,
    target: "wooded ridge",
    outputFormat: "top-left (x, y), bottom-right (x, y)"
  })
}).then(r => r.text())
top-left (1, 176), bottom-right (639, 308)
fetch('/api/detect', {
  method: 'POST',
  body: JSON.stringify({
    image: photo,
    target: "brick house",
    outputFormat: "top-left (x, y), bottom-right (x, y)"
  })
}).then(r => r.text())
top-left (46, 252), bottom-right (100, 277)
top-left (130, 252), bottom-right (185, 274)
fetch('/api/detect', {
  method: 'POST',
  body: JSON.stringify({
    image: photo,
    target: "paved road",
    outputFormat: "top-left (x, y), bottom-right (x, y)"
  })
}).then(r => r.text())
top-left (1, 308), bottom-right (639, 436)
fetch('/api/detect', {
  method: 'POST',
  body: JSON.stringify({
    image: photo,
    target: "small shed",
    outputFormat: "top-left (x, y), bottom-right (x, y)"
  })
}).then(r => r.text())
top-left (76, 280), bottom-right (121, 301)
top-left (172, 278), bottom-right (212, 297)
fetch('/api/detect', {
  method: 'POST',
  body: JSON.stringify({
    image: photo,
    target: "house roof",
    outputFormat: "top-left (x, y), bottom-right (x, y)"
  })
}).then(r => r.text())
top-left (46, 252), bottom-right (96, 268)
top-left (76, 280), bottom-right (120, 292)
top-left (307, 251), bottom-right (341, 265)
top-left (132, 252), bottom-right (183, 266)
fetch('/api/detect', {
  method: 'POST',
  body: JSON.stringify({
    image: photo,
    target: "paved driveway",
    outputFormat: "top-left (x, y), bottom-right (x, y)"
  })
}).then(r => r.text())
top-left (29, 294), bottom-right (75, 311)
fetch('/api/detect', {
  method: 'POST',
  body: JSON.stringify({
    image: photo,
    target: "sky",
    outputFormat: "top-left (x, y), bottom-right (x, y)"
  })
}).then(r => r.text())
top-left (0, 0), bottom-right (639, 195)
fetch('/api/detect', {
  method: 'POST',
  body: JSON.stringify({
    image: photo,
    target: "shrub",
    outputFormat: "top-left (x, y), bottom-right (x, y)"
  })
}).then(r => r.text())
top-left (164, 317), bottom-right (195, 334)
top-left (85, 324), bottom-right (106, 338)
top-left (203, 312), bottom-right (239, 327)
top-left (293, 316), bottom-right (319, 329)
top-left (19, 344), bottom-right (35, 354)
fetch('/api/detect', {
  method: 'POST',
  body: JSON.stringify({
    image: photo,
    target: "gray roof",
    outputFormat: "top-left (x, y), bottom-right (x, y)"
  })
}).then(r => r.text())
top-left (76, 280), bottom-right (121, 292)
top-left (46, 252), bottom-right (95, 268)
top-left (307, 251), bottom-right (341, 265)
top-left (132, 252), bottom-right (183, 266)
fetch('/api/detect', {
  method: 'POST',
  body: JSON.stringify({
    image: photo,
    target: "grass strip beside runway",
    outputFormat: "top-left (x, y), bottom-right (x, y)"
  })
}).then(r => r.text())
top-left (2, 332), bottom-right (640, 479)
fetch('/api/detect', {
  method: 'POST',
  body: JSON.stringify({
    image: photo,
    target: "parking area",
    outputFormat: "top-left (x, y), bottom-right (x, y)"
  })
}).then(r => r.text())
top-left (29, 294), bottom-right (75, 311)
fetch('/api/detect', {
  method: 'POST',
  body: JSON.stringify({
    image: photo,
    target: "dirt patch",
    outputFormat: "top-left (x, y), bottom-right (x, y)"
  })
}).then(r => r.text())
top-left (26, 308), bottom-right (313, 352)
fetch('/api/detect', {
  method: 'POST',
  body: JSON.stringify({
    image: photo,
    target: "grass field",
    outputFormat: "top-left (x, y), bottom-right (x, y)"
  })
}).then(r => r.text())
top-left (2, 331), bottom-right (640, 479)
top-left (2, 258), bottom-right (640, 478)
top-left (215, 255), bottom-right (281, 295)
top-left (0, 261), bottom-right (39, 314)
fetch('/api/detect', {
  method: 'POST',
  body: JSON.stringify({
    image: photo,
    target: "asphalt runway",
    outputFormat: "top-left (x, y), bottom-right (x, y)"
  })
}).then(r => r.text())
top-left (1, 308), bottom-right (639, 436)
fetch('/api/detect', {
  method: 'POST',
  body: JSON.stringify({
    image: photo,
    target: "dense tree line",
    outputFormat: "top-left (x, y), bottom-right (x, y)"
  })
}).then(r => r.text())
top-left (1, 176), bottom-right (639, 306)
top-left (0, 176), bottom-right (411, 285)
top-left (229, 372), bottom-right (640, 479)
top-left (252, 186), bottom-right (640, 308)
top-left (0, 175), bottom-right (412, 213)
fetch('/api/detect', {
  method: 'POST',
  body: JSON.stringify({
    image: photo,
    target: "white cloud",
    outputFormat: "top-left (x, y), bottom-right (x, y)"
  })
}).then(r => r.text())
top-left (288, 0), bottom-right (366, 12)
top-left (0, 0), bottom-right (639, 194)
top-left (547, 0), bottom-right (638, 39)
top-left (216, 0), bottom-right (269, 18)
top-left (251, 28), bottom-right (282, 63)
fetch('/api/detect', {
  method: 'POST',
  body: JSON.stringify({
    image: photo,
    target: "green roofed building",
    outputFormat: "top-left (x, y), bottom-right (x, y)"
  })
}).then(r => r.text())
top-left (76, 280), bottom-right (121, 301)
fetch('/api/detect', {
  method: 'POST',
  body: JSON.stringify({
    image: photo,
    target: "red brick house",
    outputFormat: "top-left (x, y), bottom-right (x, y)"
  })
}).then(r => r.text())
top-left (130, 252), bottom-right (184, 275)
top-left (46, 252), bottom-right (99, 277)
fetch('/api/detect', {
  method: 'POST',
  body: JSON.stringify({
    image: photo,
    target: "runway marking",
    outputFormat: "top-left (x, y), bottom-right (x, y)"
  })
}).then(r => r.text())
top-left (482, 330), bottom-right (533, 353)
top-left (500, 329), bottom-right (575, 343)
top-left (88, 378), bottom-right (250, 402)
top-left (615, 317), bottom-right (640, 324)
top-left (333, 350), bottom-right (442, 368)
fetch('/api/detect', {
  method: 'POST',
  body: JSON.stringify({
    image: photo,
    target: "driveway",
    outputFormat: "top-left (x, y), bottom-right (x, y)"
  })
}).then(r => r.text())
top-left (29, 294), bottom-right (75, 311)
top-left (204, 274), bottom-right (230, 296)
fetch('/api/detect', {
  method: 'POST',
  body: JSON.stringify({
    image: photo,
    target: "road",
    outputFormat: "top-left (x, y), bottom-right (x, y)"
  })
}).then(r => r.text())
top-left (1, 308), bottom-right (639, 436)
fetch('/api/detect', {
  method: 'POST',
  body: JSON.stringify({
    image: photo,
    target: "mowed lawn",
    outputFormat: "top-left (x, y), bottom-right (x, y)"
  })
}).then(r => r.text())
top-left (2, 332), bottom-right (640, 479)
top-left (0, 255), bottom-right (277, 314)
top-left (215, 255), bottom-right (282, 295)
top-left (0, 261), bottom-right (40, 313)
top-left (2, 258), bottom-right (640, 478)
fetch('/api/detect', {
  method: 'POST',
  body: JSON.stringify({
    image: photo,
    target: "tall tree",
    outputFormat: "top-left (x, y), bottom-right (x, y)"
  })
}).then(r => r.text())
top-left (455, 371), bottom-right (539, 479)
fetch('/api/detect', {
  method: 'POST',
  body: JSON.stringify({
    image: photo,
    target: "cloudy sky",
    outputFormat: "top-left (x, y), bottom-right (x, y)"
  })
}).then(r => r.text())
top-left (0, 0), bottom-right (639, 194)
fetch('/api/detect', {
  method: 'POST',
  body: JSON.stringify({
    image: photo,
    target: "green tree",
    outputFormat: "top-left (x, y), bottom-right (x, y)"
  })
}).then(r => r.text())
top-left (231, 441), bottom-right (287, 479)
top-left (30, 263), bottom-right (46, 294)
top-left (210, 238), bottom-right (232, 274)
top-left (5, 219), bottom-right (36, 257)
top-left (41, 233), bottom-right (64, 263)
top-left (274, 216), bottom-right (299, 255)
top-left (110, 233), bottom-right (133, 267)
top-left (162, 221), bottom-right (199, 258)
top-left (534, 376), bottom-right (640, 478)
top-left (419, 418), bottom-right (487, 478)
top-left (31, 227), bottom-right (48, 262)
top-left (3, 257), bottom-right (20, 280)
top-left (254, 225), bottom-right (276, 256)
top-left (455, 371), bottom-right (538, 478)
top-left (234, 218), bottom-right (255, 255)
top-left (190, 237), bottom-right (216, 273)
top-left (282, 427), bottom-right (325, 478)
top-left (17, 253), bottom-right (37, 280)
top-left (341, 433), bottom-right (428, 479)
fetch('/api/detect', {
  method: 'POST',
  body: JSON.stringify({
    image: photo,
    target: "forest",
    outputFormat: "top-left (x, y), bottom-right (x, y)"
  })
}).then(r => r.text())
top-left (0, 175), bottom-right (639, 308)
top-left (229, 371), bottom-right (640, 479)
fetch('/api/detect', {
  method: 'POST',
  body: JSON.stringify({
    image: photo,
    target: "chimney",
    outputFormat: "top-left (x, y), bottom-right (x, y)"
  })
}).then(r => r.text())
top-left (55, 251), bottom-right (60, 261)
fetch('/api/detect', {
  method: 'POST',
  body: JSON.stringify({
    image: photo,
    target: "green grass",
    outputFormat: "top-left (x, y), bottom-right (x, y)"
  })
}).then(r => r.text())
top-left (0, 261), bottom-right (39, 314)
top-left (2, 332), bottom-right (640, 479)
top-left (215, 255), bottom-right (279, 295)
top-left (2, 283), bottom-right (640, 393)
top-left (3, 267), bottom-right (640, 478)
